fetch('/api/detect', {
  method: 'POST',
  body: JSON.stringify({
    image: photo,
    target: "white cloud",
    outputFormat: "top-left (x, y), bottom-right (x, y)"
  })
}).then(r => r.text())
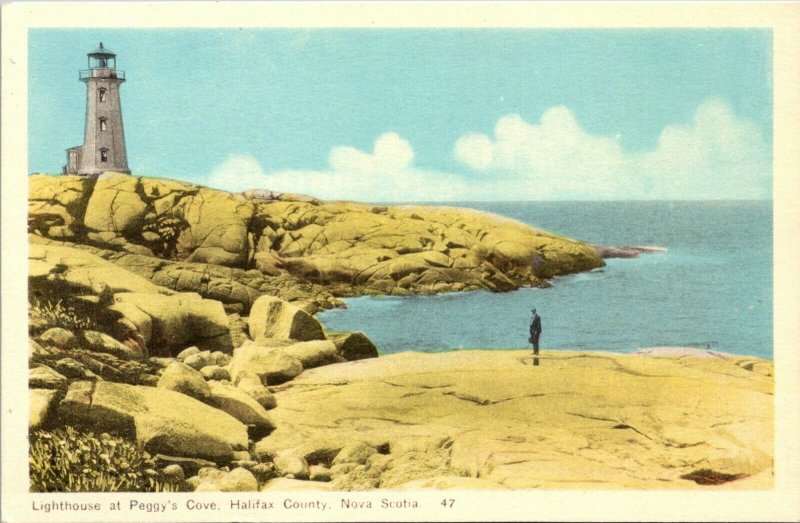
top-left (207, 133), bottom-right (468, 202)
top-left (453, 99), bottom-right (771, 200)
top-left (637, 99), bottom-right (771, 199)
top-left (208, 154), bottom-right (269, 191)
top-left (207, 99), bottom-right (770, 202)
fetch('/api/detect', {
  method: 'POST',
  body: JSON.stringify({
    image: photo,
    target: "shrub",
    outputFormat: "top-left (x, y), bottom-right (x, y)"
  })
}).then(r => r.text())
top-left (29, 298), bottom-right (96, 332)
top-left (29, 426), bottom-right (181, 492)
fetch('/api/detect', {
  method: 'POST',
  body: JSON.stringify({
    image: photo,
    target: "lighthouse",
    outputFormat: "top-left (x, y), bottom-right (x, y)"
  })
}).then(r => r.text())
top-left (65, 42), bottom-right (130, 175)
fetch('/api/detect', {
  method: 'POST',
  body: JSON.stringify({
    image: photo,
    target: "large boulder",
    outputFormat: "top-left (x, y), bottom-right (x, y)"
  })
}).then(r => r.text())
top-left (280, 340), bottom-right (344, 369)
top-left (112, 292), bottom-right (232, 356)
top-left (29, 365), bottom-right (68, 391)
top-left (29, 389), bottom-right (59, 430)
top-left (327, 332), bottom-right (379, 361)
top-left (58, 380), bottom-right (248, 462)
top-left (247, 295), bottom-right (325, 343)
top-left (206, 380), bottom-right (275, 437)
top-left (228, 342), bottom-right (303, 385)
top-left (157, 361), bottom-right (211, 400)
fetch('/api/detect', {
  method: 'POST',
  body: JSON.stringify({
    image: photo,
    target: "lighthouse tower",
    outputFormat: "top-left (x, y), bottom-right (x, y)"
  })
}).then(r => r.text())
top-left (65, 42), bottom-right (130, 175)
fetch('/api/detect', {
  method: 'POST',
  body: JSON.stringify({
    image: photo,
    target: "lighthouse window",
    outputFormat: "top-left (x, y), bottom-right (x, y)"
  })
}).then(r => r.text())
top-left (99, 118), bottom-right (107, 131)
top-left (99, 88), bottom-right (107, 102)
top-left (100, 149), bottom-right (109, 162)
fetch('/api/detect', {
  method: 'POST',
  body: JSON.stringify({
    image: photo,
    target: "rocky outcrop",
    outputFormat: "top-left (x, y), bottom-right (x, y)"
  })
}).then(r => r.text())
top-left (29, 173), bottom-right (604, 299)
top-left (248, 295), bottom-right (326, 343)
top-left (254, 350), bottom-right (774, 489)
top-left (58, 380), bottom-right (249, 463)
top-left (112, 292), bottom-right (232, 355)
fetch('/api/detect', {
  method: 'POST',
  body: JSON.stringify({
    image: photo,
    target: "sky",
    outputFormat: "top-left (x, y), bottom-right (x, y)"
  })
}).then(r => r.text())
top-left (28, 29), bottom-right (772, 201)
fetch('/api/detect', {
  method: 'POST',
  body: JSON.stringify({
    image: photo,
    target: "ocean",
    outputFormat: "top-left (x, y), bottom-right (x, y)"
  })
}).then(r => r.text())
top-left (318, 201), bottom-right (773, 359)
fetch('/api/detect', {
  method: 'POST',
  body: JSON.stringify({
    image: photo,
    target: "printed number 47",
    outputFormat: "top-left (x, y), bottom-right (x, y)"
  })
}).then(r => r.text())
top-left (441, 499), bottom-right (455, 508)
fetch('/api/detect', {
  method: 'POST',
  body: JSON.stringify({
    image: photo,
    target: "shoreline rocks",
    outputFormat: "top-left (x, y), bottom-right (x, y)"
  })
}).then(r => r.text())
top-left (29, 173), bottom-right (605, 303)
top-left (594, 244), bottom-right (668, 259)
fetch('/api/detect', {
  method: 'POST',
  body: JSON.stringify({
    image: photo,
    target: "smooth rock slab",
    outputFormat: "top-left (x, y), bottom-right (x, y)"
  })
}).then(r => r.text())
top-left (58, 380), bottom-right (248, 463)
top-left (255, 350), bottom-right (774, 489)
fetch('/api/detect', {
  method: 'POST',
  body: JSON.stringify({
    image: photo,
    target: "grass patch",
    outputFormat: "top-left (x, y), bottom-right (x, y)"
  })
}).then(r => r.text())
top-left (29, 426), bottom-right (181, 492)
top-left (29, 297), bottom-right (97, 332)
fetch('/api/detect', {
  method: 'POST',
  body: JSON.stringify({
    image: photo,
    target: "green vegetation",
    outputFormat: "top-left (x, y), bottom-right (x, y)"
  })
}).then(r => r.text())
top-left (29, 297), bottom-right (96, 333)
top-left (29, 426), bottom-right (181, 492)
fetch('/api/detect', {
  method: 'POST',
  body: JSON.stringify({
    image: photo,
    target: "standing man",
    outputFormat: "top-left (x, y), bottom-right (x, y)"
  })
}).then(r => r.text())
top-left (529, 308), bottom-right (542, 355)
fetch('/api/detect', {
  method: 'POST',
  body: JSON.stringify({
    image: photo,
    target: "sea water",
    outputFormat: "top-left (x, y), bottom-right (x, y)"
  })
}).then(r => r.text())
top-left (318, 201), bottom-right (773, 359)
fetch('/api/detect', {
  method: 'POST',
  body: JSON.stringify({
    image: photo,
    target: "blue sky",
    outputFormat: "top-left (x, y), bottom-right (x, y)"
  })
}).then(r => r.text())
top-left (29, 29), bottom-right (772, 201)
